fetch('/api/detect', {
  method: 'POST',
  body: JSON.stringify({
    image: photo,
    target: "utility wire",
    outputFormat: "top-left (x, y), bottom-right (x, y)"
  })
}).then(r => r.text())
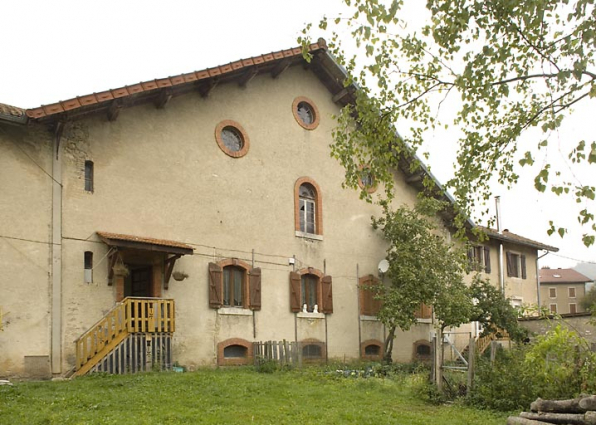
top-left (0, 126), bottom-right (63, 187)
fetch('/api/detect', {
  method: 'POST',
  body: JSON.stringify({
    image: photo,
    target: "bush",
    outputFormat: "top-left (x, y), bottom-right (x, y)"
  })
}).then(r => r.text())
top-left (469, 325), bottom-right (596, 411)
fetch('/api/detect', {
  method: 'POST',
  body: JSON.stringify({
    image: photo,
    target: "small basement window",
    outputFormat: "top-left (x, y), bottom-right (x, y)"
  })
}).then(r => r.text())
top-left (417, 344), bottom-right (431, 356)
top-left (364, 344), bottom-right (381, 356)
top-left (223, 345), bottom-right (248, 359)
top-left (84, 160), bottom-right (94, 192)
top-left (302, 344), bottom-right (322, 359)
top-left (84, 251), bottom-right (93, 283)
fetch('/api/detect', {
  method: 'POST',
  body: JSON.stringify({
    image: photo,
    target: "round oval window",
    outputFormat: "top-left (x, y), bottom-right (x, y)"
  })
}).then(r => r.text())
top-left (214, 120), bottom-right (250, 158)
top-left (297, 102), bottom-right (315, 125)
top-left (292, 97), bottom-right (320, 130)
top-left (221, 126), bottom-right (244, 152)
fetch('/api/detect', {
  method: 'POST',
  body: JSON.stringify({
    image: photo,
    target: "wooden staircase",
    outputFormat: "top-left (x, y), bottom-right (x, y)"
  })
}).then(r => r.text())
top-left (461, 329), bottom-right (510, 360)
top-left (73, 297), bottom-right (175, 377)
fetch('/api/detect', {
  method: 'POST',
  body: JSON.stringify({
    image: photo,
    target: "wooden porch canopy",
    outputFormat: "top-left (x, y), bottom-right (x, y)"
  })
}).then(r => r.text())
top-left (97, 231), bottom-right (194, 288)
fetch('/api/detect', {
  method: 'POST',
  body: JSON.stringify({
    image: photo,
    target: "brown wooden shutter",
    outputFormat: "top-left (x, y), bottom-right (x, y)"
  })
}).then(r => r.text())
top-left (289, 272), bottom-right (301, 312)
top-left (321, 275), bottom-right (333, 314)
top-left (484, 246), bottom-right (491, 273)
top-left (372, 284), bottom-right (383, 316)
top-left (208, 262), bottom-right (223, 309)
top-left (521, 255), bottom-right (527, 279)
top-left (467, 247), bottom-right (474, 271)
top-left (506, 252), bottom-right (513, 277)
top-left (249, 267), bottom-right (262, 310)
top-left (359, 276), bottom-right (372, 316)
top-left (422, 304), bottom-right (432, 319)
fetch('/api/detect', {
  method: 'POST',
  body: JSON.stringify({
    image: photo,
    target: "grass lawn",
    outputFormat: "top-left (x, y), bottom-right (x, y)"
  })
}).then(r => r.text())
top-left (0, 368), bottom-right (508, 424)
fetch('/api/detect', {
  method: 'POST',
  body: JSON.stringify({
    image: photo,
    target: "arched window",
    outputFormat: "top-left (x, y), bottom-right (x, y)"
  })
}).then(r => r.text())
top-left (301, 274), bottom-right (318, 312)
top-left (365, 344), bottom-right (380, 356)
top-left (289, 268), bottom-right (333, 314)
top-left (217, 338), bottom-right (253, 366)
top-left (361, 339), bottom-right (384, 360)
top-left (299, 184), bottom-right (316, 234)
top-left (300, 339), bottom-right (326, 362)
top-left (208, 259), bottom-right (261, 310)
top-left (224, 344), bottom-right (248, 358)
top-left (302, 344), bottom-right (322, 358)
top-left (413, 340), bottom-right (432, 362)
top-left (294, 177), bottom-right (323, 237)
top-left (223, 265), bottom-right (245, 307)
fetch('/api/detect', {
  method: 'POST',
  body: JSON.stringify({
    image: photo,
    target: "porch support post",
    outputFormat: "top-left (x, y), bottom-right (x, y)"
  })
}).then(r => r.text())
top-left (115, 274), bottom-right (125, 302)
top-left (152, 259), bottom-right (163, 298)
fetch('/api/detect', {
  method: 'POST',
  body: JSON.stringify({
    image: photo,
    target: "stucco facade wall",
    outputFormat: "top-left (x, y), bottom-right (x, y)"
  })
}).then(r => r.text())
top-left (1, 63), bottom-right (550, 376)
top-left (0, 124), bottom-right (53, 377)
top-left (55, 66), bottom-right (425, 370)
top-left (540, 283), bottom-right (587, 314)
top-left (464, 238), bottom-right (540, 306)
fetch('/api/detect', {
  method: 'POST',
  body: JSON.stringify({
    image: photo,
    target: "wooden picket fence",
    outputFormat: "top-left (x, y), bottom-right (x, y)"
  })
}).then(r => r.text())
top-left (253, 340), bottom-right (303, 367)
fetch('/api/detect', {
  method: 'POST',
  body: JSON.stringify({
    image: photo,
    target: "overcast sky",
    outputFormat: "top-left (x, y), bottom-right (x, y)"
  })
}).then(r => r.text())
top-left (1, 0), bottom-right (593, 269)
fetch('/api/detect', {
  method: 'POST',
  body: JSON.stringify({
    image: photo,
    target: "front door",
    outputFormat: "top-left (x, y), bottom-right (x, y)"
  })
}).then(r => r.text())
top-left (128, 266), bottom-right (153, 298)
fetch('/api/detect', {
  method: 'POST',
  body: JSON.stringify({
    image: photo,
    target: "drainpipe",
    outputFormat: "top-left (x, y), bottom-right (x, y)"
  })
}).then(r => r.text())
top-left (495, 197), bottom-right (505, 294)
top-left (536, 251), bottom-right (550, 308)
top-left (51, 122), bottom-right (65, 375)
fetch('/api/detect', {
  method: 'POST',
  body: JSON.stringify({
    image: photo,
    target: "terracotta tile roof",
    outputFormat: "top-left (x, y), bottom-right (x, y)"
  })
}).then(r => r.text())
top-left (540, 268), bottom-right (592, 283)
top-left (478, 226), bottom-right (559, 252)
top-left (0, 103), bottom-right (26, 118)
top-left (25, 39), bottom-right (328, 120)
top-left (97, 231), bottom-right (194, 252)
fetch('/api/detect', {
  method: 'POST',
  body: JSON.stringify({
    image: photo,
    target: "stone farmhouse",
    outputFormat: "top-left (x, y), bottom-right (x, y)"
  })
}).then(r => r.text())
top-left (0, 39), bottom-right (557, 378)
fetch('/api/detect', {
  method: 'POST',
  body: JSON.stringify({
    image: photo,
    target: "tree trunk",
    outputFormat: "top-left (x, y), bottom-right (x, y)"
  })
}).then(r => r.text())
top-left (580, 396), bottom-right (596, 411)
top-left (520, 411), bottom-right (596, 424)
top-left (383, 326), bottom-right (396, 364)
top-left (530, 397), bottom-right (586, 413)
top-left (507, 417), bottom-right (551, 425)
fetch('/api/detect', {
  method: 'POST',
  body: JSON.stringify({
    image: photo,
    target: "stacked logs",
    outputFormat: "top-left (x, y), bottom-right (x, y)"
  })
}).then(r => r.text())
top-left (507, 396), bottom-right (596, 424)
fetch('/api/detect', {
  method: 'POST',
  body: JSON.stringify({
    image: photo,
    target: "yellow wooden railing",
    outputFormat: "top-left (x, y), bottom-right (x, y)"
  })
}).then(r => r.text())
top-left (475, 329), bottom-right (510, 355)
top-left (74, 297), bottom-right (175, 376)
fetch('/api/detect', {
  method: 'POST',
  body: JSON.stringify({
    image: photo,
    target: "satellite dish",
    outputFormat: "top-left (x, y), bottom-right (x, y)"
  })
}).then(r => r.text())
top-left (378, 259), bottom-right (389, 274)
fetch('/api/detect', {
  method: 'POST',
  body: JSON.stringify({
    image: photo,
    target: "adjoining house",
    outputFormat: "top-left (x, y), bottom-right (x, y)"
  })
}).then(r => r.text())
top-left (0, 39), bottom-right (557, 379)
top-left (539, 268), bottom-right (593, 314)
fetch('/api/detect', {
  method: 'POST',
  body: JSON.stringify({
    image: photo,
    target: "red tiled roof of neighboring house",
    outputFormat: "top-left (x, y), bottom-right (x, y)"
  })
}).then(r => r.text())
top-left (0, 103), bottom-right (26, 117)
top-left (479, 226), bottom-right (558, 252)
top-left (97, 231), bottom-right (194, 252)
top-left (539, 268), bottom-right (592, 283)
top-left (24, 39), bottom-right (329, 121)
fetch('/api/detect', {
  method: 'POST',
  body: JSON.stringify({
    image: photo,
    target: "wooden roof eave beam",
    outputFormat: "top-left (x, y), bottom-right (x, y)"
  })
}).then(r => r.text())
top-left (198, 78), bottom-right (219, 98)
top-left (154, 89), bottom-right (172, 109)
top-left (107, 99), bottom-right (123, 122)
top-left (238, 67), bottom-right (259, 88)
top-left (271, 59), bottom-right (291, 79)
top-left (164, 254), bottom-right (182, 290)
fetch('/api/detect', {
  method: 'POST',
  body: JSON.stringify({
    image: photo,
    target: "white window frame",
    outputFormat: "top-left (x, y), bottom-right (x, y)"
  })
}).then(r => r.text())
top-left (569, 303), bottom-right (577, 314)
top-left (549, 287), bottom-right (557, 298)
top-left (568, 287), bottom-right (576, 298)
top-left (549, 303), bottom-right (558, 314)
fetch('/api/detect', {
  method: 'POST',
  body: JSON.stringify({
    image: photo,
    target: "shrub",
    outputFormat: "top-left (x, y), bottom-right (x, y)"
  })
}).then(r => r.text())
top-left (469, 325), bottom-right (596, 411)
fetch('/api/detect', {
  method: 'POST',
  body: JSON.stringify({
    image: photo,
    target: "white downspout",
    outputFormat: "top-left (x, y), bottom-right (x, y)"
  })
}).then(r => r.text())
top-left (536, 251), bottom-right (550, 308)
top-left (495, 196), bottom-right (505, 294)
top-left (51, 123), bottom-right (64, 375)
